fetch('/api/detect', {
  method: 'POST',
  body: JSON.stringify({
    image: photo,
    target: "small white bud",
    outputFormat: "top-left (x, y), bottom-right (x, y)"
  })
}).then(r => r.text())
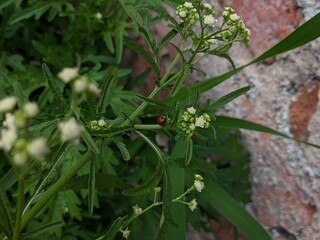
top-left (87, 83), bottom-right (101, 97)
top-left (0, 96), bottom-right (17, 113)
top-left (13, 152), bottom-right (28, 166)
top-left (179, 10), bottom-right (187, 18)
top-left (0, 113), bottom-right (17, 152)
top-left (95, 12), bottom-right (103, 20)
top-left (23, 102), bottom-right (39, 118)
top-left (121, 227), bottom-right (131, 239)
top-left (230, 13), bottom-right (240, 21)
top-left (98, 119), bottom-right (106, 127)
top-left (187, 107), bottom-right (196, 114)
top-left (58, 117), bottom-right (84, 143)
top-left (132, 204), bottom-right (142, 215)
top-left (194, 179), bottom-right (205, 192)
top-left (195, 116), bottom-right (206, 128)
top-left (184, 2), bottom-right (193, 8)
top-left (58, 67), bottom-right (79, 83)
top-left (73, 77), bottom-right (89, 93)
top-left (194, 174), bottom-right (203, 181)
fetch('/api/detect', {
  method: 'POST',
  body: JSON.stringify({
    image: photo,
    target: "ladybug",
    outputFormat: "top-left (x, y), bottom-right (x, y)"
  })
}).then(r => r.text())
top-left (157, 115), bottom-right (167, 126)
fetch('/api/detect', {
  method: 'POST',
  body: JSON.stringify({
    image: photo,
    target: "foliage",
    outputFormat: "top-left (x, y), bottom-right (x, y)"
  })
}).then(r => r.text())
top-left (0, 0), bottom-right (320, 240)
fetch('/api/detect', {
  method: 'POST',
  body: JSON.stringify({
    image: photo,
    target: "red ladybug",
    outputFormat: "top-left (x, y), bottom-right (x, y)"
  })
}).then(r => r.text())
top-left (157, 115), bottom-right (167, 126)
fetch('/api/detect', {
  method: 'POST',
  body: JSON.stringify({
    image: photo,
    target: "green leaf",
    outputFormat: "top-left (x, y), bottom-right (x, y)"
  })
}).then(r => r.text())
top-left (210, 86), bottom-right (250, 112)
top-left (20, 221), bottom-right (64, 239)
top-left (42, 63), bottom-right (68, 111)
top-left (12, 81), bottom-right (28, 108)
top-left (115, 141), bottom-right (131, 161)
top-left (61, 173), bottom-right (125, 191)
top-left (115, 30), bottom-right (124, 64)
top-left (0, 0), bottom-right (15, 10)
top-left (136, 95), bottom-right (168, 108)
top-left (122, 167), bottom-right (162, 196)
top-left (103, 31), bottom-right (115, 54)
top-left (96, 217), bottom-right (122, 240)
top-left (170, 64), bottom-right (188, 97)
top-left (88, 155), bottom-right (96, 214)
top-left (123, 37), bottom-right (160, 80)
top-left (185, 137), bottom-right (193, 165)
top-left (214, 116), bottom-right (320, 149)
top-left (202, 180), bottom-right (271, 240)
top-left (97, 66), bottom-right (119, 114)
top-left (0, 193), bottom-right (13, 238)
top-left (157, 29), bottom-right (178, 53)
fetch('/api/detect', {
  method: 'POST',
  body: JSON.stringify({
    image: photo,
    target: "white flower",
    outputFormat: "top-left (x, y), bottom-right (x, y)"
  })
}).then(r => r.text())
top-left (23, 102), bottom-right (39, 118)
top-left (13, 152), bottom-right (28, 166)
top-left (73, 77), bottom-right (89, 93)
top-left (179, 10), bottom-right (187, 18)
top-left (121, 227), bottom-right (130, 239)
top-left (0, 113), bottom-right (17, 152)
top-left (187, 106), bottom-right (196, 114)
top-left (0, 96), bottom-right (17, 113)
top-left (87, 83), bottom-right (101, 97)
top-left (57, 67), bottom-right (79, 83)
top-left (95, 12), bottom-right (103, 20)
top-left (195, 115), bottom-right (206, 128)
top-left (184, 2), bottom-right (193, 8)
top-left (204, 15), bottom-right (217, 26)
top-left (98, 119), bottom-right (106, 127)
top-left (189, 198), bottom-right (197, 211)
top-left (58, 117), bottom-right (84, 143)
top-left (194, 179), bottom-right (205, 192)
top-left (27, 138), bottom-right (50, 160)
top-left (133, 204), bottom-right (142, 215)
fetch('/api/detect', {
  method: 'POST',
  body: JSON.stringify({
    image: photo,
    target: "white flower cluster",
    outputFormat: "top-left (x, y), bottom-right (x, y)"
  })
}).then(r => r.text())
top-left (90, 119), bottom-right (107, 131)
top-left (176, 2), bottom-right (200, 26)
top-left (57, 67), bottom-right (101, 97)
top-left (194, 174), bottom-right (205, 192)
top-left (177, 106), bottom-right (211, 137)
top-left (133, 204), bottom-right (142, 215)
top-left (0, 97), bottom-right (50, 166)
top-left (222, 7), bottom-right (250, 43)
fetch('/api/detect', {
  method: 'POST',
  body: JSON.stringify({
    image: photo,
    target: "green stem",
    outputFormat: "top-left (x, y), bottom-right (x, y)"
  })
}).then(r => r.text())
top-left (20, 150), bottom-right (92, 231)
top-left (134, 124), bottom-right (163, 130)
top-left (13, 178), bottom-right (24, 240)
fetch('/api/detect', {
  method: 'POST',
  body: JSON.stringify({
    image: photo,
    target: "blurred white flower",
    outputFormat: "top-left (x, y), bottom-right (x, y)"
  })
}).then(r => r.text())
top-left (27, 138), bottom-right (50, 160)
top-left (0, 113), bottom-right (17, 152)
top-left (87, 83), bottom-right (101, 96)
top-left (0, 96), bottom-right (17, 113)
top-left (187, 106), bottom-right (196, 114)
top-left (23, 102), bottom-right (39, 118)
top-left (73, 77), bottom-right (89, 93)
top-left (204, 15), bottom-right (217, 26)
top-left (58, 67), bottom-right (79, 83)
top-left (194, 179), bottom-right (205, 192)
top-left (133, 204), bottom-right (142, 215)
top-left (58, 117), bottom-right (84, 143)
top-left (13, 152), bottom-right (28, 166)
top-left (189, 198), bottom-right (197, 211)
top-left (98, 119), bottom-right (106, 127)
top-left (121, 227), bottom-right (130, 239)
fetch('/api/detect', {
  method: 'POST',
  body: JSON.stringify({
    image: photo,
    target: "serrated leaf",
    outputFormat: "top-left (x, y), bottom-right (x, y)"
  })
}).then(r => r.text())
top-left (210, 86), bottom-right (250, 112)
top-left (170, 64), bottom-right (188, 97)
top-left (122, 167), bottom-right (162, 196)
top-left (136, 95), bottom-right (168, 108)
top-left (61, 173), bottom-right (125, 191)
top-left (96, 217), bottom-right (122, 240)
top-left (123, 37), bottom-right (160, 80)
top-left (115, 141), bottom-right (131, 161)
top-left (42, 63), bottom-right (68, 111)
top-left (97, 66), bottom-right (119, 114)
top-left (20, 221), bottom-right (64, 239)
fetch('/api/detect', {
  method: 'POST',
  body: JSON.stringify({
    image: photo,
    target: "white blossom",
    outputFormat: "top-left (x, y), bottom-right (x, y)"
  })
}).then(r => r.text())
top-left (58, 117), bottom-right (84, 143)
top-left (189, 198), bottom-right (198, 211)
top-left (179, 10), bottom-right (187, 18)
top-left (133, 204), bottom-right (142, 215)
top-left (58, 67), bottom-right (79, 83)
top-left (13, 152), bottom-right (28, 166)
top-left (27, 138), bottom-right (50, 160)
top-left (87, 83), bottom-right (101, 96)
top-left (121, 227), bottom-right (130, 239)
top-left (195, 115), bottom-right (206, 128)
top-left (184, 2), bottom-right (193, 8)
top-left (73, 77), bottom-right (89, 93)
top-left (0, 96), bottom-right (17, 113)
top-left (204, 15), bottom-right (217, 26)
top-left (230, 13), bottom-right (240, 21)
top-left (194, 174), bottom-right (203, 181)
top-left (98, 119), bottom-right (106, 127)
top-left (0, 113), bottom-right (17, 152)
top-left (194, 179), bottom-right (205, 192)
top-left (187, 106), bottom-right (196, 114)
top-left (23, 102), bottom-right (39, 118)
top-left (95, 12), bottom-right (103, 20)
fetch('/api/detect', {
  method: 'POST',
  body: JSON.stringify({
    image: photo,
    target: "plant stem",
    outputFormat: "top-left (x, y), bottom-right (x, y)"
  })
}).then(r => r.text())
top-left (20, 150), bottom-right (92, 231)
top-left (134, 124), bottom-right (163, 130)
top-left (13, 178), bottom-right (24, 240)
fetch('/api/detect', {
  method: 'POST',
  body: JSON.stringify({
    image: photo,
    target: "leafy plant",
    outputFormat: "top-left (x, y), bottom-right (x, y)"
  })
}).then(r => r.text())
top-left (0, 0), bottom-right (320, 240)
